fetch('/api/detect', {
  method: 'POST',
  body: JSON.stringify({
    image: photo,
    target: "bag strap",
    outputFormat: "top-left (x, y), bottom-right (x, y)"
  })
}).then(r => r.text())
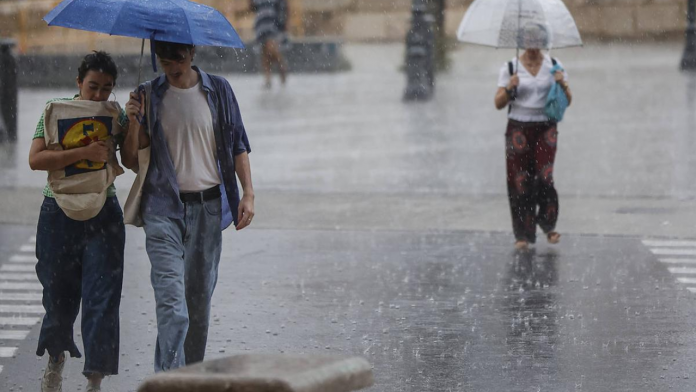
top-left (507, 61), bottom-right (515, 114)
top-left (138, 81), bottom-right (153, 137)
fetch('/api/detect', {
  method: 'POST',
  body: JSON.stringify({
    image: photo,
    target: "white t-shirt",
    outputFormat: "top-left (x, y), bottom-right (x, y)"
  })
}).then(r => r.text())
top-left (498, 55), bottom-right (568, 122)
top-left (160, 82), bottom-right (221, 193)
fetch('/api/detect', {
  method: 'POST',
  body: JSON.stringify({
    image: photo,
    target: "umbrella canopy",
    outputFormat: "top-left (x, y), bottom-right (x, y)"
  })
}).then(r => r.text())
top-left (457, 0), bottom-right (582, 49)
top-left (43, 0), bottom-right (244, 48)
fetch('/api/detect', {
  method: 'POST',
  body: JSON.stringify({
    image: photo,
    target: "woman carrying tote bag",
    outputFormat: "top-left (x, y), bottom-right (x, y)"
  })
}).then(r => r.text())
top-left (494, 24), bottom-right (573, 251)
top-left (28, 51), bottom-right (127, 392)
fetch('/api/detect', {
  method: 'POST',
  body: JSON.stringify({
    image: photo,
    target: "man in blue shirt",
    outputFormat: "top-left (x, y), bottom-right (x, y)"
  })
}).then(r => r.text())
top-left (122, 40), bottom-right (254, 372)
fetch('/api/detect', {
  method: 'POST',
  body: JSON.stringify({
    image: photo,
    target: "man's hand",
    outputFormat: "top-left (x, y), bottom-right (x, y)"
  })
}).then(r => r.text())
top-left (126, 91), bottom-right (145, 124)
top-left (236, 194), bottom-right (255, 231)
top-left (83, 140), bottom-right (109, 163)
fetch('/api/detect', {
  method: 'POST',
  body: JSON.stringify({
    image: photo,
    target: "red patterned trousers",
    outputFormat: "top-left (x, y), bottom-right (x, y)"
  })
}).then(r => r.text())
top-left (505, 120), bottom-right (559, 243)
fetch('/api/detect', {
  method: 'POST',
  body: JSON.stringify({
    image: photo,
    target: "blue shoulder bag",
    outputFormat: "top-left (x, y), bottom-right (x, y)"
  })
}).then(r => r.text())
top-left (545, 62), bottom-right (569, 122)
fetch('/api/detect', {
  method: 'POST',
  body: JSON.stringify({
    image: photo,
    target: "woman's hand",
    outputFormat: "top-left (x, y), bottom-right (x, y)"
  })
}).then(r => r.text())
top-left (83, 140), bottom-right (109, 163)
top-left (554, 71), bottom-right (564, 82)
top-left (507, 74), bottom-right (520, 90)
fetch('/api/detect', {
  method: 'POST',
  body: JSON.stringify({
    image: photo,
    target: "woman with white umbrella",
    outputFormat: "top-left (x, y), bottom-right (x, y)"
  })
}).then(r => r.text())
top-left (457, 0), bottom-right (581, 250)
top-left (494, 23), bottom-right (572, 250)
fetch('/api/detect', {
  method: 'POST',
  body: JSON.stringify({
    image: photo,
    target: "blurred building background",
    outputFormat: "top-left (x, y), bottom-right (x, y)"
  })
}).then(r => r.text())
top-left (0, 0), bottom-right (689, 54)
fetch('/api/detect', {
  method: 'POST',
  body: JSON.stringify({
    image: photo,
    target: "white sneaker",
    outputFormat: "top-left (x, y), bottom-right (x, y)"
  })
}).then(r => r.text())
top-left (85, 386), bottom-right (101, 392)
top-left (41, 354), bottom-right (65, 392)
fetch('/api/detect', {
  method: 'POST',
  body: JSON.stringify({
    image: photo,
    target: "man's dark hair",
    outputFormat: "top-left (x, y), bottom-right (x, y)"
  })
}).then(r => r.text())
top-left (78, 51), bottom-right (118, 83)
top-left (154, 40), bottom-right (195, 61)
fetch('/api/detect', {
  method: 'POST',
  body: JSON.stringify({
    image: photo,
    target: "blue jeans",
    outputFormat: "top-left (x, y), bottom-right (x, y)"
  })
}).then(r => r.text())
top-left (35, 197), bottom-right (125, 376)
top-left (143, 196), bottom-right (222, 372)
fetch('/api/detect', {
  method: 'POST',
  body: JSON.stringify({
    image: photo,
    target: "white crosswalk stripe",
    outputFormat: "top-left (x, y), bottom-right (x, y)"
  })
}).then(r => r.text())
top-left (650, 248), bottom-right (696, 256)
top-left (0, 330), bottom-right (30, 340)
top-left (0, 264), bottom-right (35, 272)
top-left (9, 255), bottom-right (36, 263)
top-left (0, 317), bottom-right (41, 326)
top-left (0, 282), bottom-right (42, 291)
top-left (642, 240), bottom-right (696, 248)
top-left (657, 258), bottom-right (696, 264)
top-left (0, 237), bottom-right (47, 373)
top-left (0, 293), bottom-right (43, 301)
top-left (0, 273), bottom-right (40, 281)
top-left (0, 304), bottom-right (45, 314)
top-left (644, 239), bottom-right (696, 293)
top-left (667, 267), bottom-right (696, 275)
top-left (0, 347), bottom-right (18, 357)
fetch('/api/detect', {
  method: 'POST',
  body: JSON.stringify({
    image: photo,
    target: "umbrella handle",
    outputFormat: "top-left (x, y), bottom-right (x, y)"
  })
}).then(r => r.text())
top-left (137, 39), bottom-right (144, 86)
top-left (150, 32), bottom-right (158, 73)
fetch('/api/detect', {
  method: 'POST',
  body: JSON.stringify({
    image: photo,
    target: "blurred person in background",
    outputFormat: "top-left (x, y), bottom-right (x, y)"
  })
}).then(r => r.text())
top-left (250, 0), bottom-right (289, 89)
top-left (494, 23), bottom-right (573, 251)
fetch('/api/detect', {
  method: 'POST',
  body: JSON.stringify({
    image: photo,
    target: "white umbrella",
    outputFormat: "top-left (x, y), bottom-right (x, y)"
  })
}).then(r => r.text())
top-left (457, 0), bottom-right (583, 50)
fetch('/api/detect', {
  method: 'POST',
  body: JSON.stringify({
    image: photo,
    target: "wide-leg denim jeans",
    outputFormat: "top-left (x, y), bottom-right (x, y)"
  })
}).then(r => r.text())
top-left (35, 196), bottom-right (125, 376)
top-left (143, 196), bottom-right (222, 372)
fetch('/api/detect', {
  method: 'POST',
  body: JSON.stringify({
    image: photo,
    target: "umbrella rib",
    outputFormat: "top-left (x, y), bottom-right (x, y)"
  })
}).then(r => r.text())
top-left (108, 0), bottom-right (130, 37)
top-left (167, 0), bottom-right (194, 45)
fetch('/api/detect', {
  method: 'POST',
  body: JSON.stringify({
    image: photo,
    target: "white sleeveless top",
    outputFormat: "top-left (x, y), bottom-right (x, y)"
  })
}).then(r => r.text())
top-left (497, 55), bottom-right (568, 122)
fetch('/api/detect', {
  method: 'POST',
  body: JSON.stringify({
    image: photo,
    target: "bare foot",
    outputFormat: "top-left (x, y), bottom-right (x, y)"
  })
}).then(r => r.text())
top-left (547, 232), bottom-right (561, 244)
top-left (514, 240), bottom-right (529, 250)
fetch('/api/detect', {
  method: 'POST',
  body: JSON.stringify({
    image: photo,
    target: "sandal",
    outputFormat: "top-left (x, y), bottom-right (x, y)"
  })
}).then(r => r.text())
top-left (514, 240), bottom-right (529, 250)
top-left (547, 232), bottom-right (561, 244)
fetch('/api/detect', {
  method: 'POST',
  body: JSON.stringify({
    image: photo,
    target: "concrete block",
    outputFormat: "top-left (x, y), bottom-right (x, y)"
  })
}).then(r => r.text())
top-left (598, 6), bottom-right (636, 37)
top-left (137, 354), bottom-right (374, 392)
top-left (635, 4), bottom-right (684, 34)
top-left (384, 12), bottom-right (411, 41)
top-left (571, 7), bottom-right (604, 36)
top-left (344, 13), bottom-right (387, 41)
top-left (445, 8), bottom-right (468, 37)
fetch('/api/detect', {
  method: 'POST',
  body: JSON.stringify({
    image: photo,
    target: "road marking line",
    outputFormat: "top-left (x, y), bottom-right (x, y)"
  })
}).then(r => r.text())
top-left (0, 273), bottom-right (39, 281)
top-left (676, 277), bottom-right (696, 285)
top-left (19, 245), bottom-right (33, 253)
top-left (650, 248), bottom-right (696, 256)
top-left (658, 258), bottom-right (696, 264)
top-left (667, 267), bottom-right (696, 275)
top-left (643, 240), bottom-right (696, 248)
top-left (0, 317), bottom-right (41, 326)
top-left (0, 282), bottom-right (42, 291)
top-left (0, 304), bottom-right (45, 314)
top-left (9, 255), bottom-right (36, 263)
top-left (0, 347), bottom-right (17, 357)
top-left (658, 257), bottom-right (696, 264)
top-left (0, 330), bottom-right (30, 340)
top-left (0, 265), bottom-right (35, 272)
top-left (688, 288), bottom-right (696, 293)
top-left (0, 293), bottom-right (43, 301)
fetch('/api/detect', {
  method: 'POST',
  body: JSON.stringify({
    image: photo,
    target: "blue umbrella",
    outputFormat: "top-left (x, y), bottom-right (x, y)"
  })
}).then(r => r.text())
top-left (44, 0), bottom-right (245, 81)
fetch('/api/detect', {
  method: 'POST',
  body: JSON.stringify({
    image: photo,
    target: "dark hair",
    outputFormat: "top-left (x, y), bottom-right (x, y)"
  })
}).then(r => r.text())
top-left (154, 40), bottom-right (195, 61)
top-left (78, 51), bottom-right (118, 83)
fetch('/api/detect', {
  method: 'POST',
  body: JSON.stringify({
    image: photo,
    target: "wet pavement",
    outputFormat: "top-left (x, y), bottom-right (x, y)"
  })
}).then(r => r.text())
top-left (1, 42), bottom-right (696, 391)
top-left (1, 226), bottom-right (696, 391)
